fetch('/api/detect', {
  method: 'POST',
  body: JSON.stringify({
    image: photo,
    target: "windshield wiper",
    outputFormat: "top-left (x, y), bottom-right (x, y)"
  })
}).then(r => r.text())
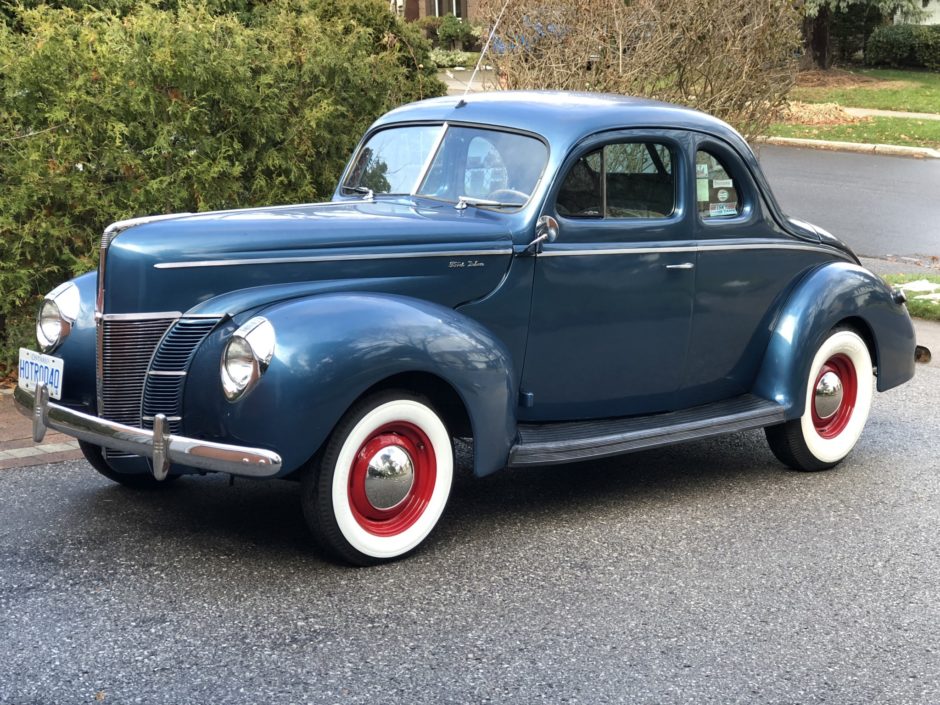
top-left (341, 185), bottom-right (374, 200)
top-left (455, 195), bottom-right (524, 211)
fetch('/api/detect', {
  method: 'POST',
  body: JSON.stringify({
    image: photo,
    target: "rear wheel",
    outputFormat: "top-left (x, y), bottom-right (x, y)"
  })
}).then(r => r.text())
top-left (301, 391), bottom-right (454, 566)
top-left (765, 328), bottom-right (874, 471)
top-left (79, 441), bottom-right (180, 489)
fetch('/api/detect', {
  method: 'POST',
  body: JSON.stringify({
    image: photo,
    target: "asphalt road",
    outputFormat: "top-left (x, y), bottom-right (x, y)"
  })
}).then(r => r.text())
top-left (756, 146), bottom-right (940, 259)
top-left (1, 364), bottom-right (938, 704)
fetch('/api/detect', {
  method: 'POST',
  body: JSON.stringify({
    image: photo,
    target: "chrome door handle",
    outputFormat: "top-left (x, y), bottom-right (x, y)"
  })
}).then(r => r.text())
top-left (665, 262), bottom-right (695, 270)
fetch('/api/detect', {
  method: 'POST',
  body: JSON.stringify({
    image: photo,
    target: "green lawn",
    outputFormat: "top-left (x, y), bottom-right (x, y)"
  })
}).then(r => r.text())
top-left (882, 274), bottom-right (940, 322)
top-left (791, 69), bottom-right (940, 114)
top-left (767, 116), bottom-right (940, 149)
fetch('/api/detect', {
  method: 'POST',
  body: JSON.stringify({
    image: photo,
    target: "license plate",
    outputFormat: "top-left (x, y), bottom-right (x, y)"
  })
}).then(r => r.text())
top-left (18, 348), bottom-right (64, 401)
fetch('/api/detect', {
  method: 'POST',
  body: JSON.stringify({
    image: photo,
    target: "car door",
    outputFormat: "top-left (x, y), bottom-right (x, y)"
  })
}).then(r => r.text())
top-left (519, 130), bottom-right (697, 422)
top-left (679, 137), bottom-right (836, 407)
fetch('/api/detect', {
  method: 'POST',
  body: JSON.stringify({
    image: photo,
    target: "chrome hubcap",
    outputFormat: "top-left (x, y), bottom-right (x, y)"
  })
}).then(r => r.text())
top-left (364, 445), bottom-right (415, 510)
top-left (814, 371), bottom-right (844, 420)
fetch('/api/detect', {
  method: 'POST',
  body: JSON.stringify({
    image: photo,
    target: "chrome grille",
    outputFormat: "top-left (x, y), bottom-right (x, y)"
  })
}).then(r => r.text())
top-left (99, 315), bottom-right (177, 459)
top-left (142, 318), bottom-right (219, 434)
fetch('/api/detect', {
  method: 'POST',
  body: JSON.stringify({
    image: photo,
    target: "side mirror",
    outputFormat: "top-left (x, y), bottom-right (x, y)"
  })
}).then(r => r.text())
top-left (528, 215), bottom-right (559, 253)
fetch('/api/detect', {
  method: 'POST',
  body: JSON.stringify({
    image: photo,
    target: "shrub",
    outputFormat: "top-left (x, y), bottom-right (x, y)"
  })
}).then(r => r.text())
top-left (0, 1), bottom-right (444, 378)
top-left (829, 4), bottom-right (888, 63)
top-left (917, 25), bottom-right (940, 71)
top-left (417, 15), bottom-right (442, 42)
top-left (436, 13), bottom-right (476, 49)
top-left (429, 48), bottom-right (480, 68)
top-left (865, 23), bottom-right (940, 69)
top-left (866, 24), bottom-right (922, 66)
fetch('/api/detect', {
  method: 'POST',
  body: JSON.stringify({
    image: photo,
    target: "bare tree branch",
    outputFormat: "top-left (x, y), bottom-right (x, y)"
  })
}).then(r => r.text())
top-left (479, 0), bottom-right (801, 140)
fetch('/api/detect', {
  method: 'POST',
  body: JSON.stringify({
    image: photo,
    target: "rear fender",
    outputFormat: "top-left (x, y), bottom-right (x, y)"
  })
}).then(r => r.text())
top-left (184, 293), bottom-right (518, 477)
top-left (753, 262), bottom-right (915, 419)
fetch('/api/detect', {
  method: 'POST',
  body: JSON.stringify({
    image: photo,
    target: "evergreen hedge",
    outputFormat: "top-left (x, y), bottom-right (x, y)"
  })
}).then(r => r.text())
top-left (865, 24), bottom-right (940, 70)
top-left (0, 1), bottom-right (443, 377)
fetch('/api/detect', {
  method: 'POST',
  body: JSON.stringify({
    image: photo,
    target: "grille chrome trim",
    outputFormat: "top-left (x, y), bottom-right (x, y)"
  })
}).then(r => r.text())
top-left (141, 318), bottom-right (220, 436)
top-left (98, 314), bottom-right (179, 460)
top-left (99, 311), bottom-right (183, 321)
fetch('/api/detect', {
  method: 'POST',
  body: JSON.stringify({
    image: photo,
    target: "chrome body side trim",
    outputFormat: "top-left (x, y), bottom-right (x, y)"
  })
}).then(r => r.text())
top-left (14, 385), bottom-right (282, 478)
top-left (538, 242), bottom-right (849, 258)
top-left (153, 248), bottom-right (514, 269)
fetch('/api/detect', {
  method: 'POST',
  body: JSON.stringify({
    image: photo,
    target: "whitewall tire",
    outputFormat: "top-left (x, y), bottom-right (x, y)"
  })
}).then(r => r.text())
top-left (765, 328), bottom-right (874, 472)
top-left (302, 391), bottom-right (453, 566)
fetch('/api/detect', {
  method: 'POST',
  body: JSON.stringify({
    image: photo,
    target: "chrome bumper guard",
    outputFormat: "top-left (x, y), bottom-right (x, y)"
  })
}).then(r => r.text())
top-left (14, 384), bottom-right (282, 479)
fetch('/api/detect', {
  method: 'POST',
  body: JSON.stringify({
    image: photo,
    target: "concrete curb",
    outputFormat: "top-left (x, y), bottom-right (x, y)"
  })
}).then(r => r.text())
top-left (754, 136), bottom-right (940, 159)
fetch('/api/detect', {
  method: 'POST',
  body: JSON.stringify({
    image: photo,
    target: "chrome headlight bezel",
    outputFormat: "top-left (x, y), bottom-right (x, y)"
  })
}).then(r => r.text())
top-left (220, 316), bottom-right (276, 402)
top-left (36, 281), bottom-right (81, 352)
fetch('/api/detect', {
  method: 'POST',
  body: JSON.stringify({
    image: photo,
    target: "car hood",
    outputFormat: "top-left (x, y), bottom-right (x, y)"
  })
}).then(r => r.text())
top-left (102, 199), bottom-right (516, 316)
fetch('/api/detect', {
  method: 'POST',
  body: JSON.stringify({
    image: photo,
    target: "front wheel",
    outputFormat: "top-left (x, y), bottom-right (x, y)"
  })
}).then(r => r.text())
top-left (301, 391), bottom-right (454, 566)
top-left (765, 328), bottom-right (874, 472)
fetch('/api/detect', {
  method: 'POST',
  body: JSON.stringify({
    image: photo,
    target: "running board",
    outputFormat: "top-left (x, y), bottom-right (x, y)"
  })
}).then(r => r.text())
top-left (509, 394), bottom-right (785, 467)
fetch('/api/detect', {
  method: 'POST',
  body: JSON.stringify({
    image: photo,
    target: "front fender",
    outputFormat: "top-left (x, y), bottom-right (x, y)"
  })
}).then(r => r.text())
top-left (184, 293), bottom-right (518, 477)
top-left (753, 262), bottom-right (915, 419)
top-left (47, 271), bottom-right (98, 412)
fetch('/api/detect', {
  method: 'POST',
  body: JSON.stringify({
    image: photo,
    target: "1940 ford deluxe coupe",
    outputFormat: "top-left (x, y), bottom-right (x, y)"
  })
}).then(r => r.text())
top-left (16, 92), bottom-right (916, 565)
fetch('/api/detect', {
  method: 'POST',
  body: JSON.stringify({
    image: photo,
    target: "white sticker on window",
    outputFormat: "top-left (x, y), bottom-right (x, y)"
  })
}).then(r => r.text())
top-left (709, 202), bottom-right (738, 217)
top-left (717, 189), bottom-right (729, 202)
top-left (712, 178), bottom-right (733, 188)
top-left (696, 163), bottom-right (709, 178)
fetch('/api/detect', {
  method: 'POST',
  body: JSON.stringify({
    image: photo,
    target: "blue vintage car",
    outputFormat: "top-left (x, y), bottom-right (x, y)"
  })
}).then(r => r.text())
top-left (16, 91), bottom-right (916, 565)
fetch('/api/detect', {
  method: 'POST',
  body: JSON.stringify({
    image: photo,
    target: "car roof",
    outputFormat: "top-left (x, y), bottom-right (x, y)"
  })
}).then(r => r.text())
top-left (371, 90), bottom-right (752, 155)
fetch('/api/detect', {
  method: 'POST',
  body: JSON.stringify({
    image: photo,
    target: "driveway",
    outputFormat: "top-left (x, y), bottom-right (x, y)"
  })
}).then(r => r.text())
top-left (1, 364), bottom-right (938, 704)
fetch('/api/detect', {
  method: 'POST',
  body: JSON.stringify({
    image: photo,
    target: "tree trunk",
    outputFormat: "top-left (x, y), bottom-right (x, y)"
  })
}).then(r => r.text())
top-left (810, 6), bottom-right (832, 69)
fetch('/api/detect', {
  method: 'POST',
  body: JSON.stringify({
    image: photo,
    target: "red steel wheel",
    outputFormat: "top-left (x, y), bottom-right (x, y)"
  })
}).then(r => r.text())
top-left (809, 353), bottom-right (858, 439)
top-left (346, 423), bottom-right (437, 537)
top-left (302, 392), bottom-right (453, 566)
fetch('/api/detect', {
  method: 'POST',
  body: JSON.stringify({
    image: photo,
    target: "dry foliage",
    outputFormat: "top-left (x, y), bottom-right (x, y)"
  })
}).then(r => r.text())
top-left (782, 101), bottom-right (868, 126)
top-left (478, 0), bottom-right (802, 139)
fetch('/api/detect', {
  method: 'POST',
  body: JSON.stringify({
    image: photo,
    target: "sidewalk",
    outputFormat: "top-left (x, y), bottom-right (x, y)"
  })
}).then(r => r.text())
top-left (0, 389), bottom-right (82, 470)
top-left (844, 107), bottom-right (940, 122)
top-left (2, 315), bottom-right (936, 470)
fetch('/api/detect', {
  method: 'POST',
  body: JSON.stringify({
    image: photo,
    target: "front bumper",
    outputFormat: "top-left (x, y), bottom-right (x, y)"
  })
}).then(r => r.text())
top-left (14, 384), bottom-right (282, 479)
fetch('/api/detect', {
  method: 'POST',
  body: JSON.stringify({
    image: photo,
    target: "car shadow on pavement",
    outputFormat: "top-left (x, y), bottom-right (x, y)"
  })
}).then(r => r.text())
top-left (58, 429), bottom-right (793, 565)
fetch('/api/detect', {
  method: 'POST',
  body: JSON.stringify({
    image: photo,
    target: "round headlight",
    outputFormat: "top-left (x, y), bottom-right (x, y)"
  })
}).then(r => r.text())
top-left (37, 299), bottom-right (64, 351)
top-left (220, 317), bottom-right (276, 402)
top-left (35, 281), bottom-right (81, 352)
top-left (221, 336), bottom-right (257, 400)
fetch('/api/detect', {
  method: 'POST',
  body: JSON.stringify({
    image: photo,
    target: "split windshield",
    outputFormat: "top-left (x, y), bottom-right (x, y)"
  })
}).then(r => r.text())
top-left (342, 124), bottom-right (548, 209)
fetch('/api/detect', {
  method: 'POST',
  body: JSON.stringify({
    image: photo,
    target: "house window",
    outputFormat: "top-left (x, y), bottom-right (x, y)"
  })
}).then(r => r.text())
top-left (427, 0), bottom-right (464, 17)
